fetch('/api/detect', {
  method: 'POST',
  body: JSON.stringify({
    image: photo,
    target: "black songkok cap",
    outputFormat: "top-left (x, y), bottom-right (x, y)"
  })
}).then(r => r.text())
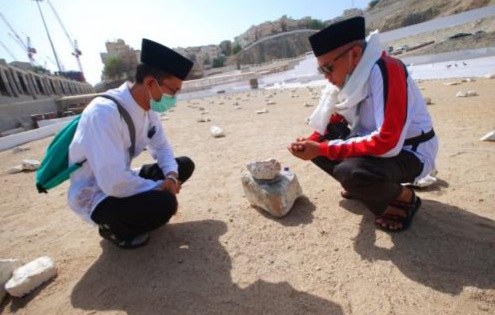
top-left (309, 16), bottom-right (365, 57)
top-left (140, 38), bottom-right (194, 80)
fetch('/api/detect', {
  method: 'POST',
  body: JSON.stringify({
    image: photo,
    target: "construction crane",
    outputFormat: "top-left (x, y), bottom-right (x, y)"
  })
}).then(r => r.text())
top-left (33, 0), bottom-right (63, 73)
top-left (0, 12), bottom-right (37, 64)
top-left (45, 0), bottom-right (85, 80)
top-left (0, 40), bottom-right (19, 60)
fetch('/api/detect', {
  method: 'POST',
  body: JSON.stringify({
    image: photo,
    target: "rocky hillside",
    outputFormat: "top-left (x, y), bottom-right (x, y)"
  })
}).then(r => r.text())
top-left (365, 0), bottom-right (495, 32)
top-left (236, 0), bottom-right (495, 66)
top-left (235, 31), bottom-right (315, 65)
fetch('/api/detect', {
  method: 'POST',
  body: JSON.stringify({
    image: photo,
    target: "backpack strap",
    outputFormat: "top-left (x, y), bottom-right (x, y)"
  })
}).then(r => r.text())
top-left (97, 94), bottom-right (136, 158)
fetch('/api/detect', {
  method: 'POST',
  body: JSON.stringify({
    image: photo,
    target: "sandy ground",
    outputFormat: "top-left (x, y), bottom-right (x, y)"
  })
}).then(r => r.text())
top-left (1, 77), bottom-right (494, 315)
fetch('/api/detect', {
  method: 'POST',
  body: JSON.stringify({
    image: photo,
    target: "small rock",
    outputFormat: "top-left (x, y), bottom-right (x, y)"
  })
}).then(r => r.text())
top-left (12, 147), bottom-right (30, 154)
top-left (444, 82), bottom-right (460, 86)
top-left (424, 97), bottom-right (432, 105)
top-left (256, 109), bottom-right (269, 114)
top-left (266, 100), bottom-right (276, 105)
top-left (456, 91), bottom-right (478, 97)
top-left (7, 165), bottom-right (23, 174)
top-left (480, 130), bottom-right (495, 141)
top-left (5, 256), bottom-right (57, 298)
top-left (210, 126), bottom-right (225, 138)
top-left (196, 117), bottom-right (211, 123)
top-left (246, 159), bottom-right (281, 180)
top-left (241, 167), bottom-right (303, 218)
top-left (411, 174), bottom-right (437, 188)
top-left (1, 259), bottom-right (23, 302)
top-left (21, 159), bottom-right (41, 171)
top-left (303, 102), bottom-right (314, 107)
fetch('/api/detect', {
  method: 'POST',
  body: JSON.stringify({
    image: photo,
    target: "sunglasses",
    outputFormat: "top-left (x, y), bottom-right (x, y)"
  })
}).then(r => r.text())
top-left (317, 45), bottom-right (356, 75)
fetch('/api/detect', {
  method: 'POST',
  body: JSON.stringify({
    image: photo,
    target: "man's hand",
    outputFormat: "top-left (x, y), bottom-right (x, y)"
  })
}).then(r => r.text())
top-left (159, 178), bottom-right (181, 195)
top-left (158, 172), bottom-right (181, 195)
top-left (287, 138), bottom-right (321, 160)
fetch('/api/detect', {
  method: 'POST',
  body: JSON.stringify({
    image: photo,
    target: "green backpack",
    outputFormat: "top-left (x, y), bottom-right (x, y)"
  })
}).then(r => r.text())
top-left (36, 94), bottom-right (135, 193)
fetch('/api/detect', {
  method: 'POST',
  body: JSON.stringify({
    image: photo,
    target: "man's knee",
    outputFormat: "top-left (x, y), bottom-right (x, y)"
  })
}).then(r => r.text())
top-left (333, 158), bottom-right (373, 188)
top-left (177, 156), bottom-right (195, 183)
top-left (148, 191), bottom-right (178, 227)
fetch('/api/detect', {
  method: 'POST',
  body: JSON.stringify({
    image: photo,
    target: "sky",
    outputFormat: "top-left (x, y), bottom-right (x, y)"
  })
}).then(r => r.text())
top-left (0, 0), bottom-right (370, 85)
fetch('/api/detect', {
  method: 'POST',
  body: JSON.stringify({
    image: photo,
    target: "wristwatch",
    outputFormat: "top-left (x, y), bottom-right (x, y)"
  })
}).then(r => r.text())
top-left (165, 175), bottom-right (180, 185)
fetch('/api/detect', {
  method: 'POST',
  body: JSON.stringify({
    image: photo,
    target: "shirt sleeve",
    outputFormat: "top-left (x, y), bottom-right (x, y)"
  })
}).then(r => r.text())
top-left (319, 60), bottom-right (411, 160)
top-left (147, 114), bottom-right (178, 175)
top-left (307, 113), bottom-right (347, 142)
top-left (78, 105), bottom-right (160, 197)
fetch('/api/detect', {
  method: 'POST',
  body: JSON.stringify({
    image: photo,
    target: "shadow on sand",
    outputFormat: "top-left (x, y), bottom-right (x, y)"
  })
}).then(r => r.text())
top-left (339, 197), bottom-right (495, 295)
top-left (253, 196), bottom-right (317, 227)
top-left (71, 219), bottom-right (342, 314)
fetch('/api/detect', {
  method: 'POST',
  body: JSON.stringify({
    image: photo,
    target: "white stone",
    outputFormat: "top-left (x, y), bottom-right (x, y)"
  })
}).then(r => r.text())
top-left (21, 159), bottom-right (41, 171)
top-left (484, 72), bottom-right (495, 79)
top-left (5, 256), bottom-right (57, 298)
top-left (444, 82), bottom-right (460, 86)
top-left (210, 126), bottom-right (225, 138)
top-left (0, 259), bottom-right (23, 302)
top-left (456, 90), bottom-right (478, 97)
top-left (256, 109), bottom-right (269, 114)
top-left (241, 170), bottom-right (303, 218)
top-left (7, 165), bottom-right (23, 174)
top-left (480, 130), bottom-right (495, 141)
top-left (246, 159), bottom-right (281, 180)
top-left (266, 100), bottom-right (276, 105)
top-left (411, 174), bottom-right (438, 188)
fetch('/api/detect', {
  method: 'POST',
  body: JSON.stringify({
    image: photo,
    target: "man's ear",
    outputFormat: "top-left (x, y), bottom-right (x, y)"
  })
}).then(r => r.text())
top-left (143, 76), bottom-right (155, 88)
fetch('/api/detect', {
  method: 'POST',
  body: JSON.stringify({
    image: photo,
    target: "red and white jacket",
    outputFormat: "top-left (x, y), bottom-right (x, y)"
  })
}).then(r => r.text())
top-left (308, 54), bottom-right (438, 180)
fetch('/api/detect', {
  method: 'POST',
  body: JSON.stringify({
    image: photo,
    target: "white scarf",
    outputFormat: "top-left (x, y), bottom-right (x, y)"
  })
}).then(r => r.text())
top-left (309, 31), bottom-right (383, 134)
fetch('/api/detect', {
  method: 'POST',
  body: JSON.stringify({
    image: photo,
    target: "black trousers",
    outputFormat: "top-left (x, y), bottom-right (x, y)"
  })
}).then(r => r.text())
top-left (91, 156), bottom-right (195, 240)
top-left (312, 151), bottom-right (423, 216)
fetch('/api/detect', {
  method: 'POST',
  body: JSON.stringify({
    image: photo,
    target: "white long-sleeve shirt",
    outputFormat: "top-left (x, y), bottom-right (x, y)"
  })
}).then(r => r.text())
top-left (68, 82), bottom-right (177, 223)
top-left (311, 55), bottom-right (438, 181)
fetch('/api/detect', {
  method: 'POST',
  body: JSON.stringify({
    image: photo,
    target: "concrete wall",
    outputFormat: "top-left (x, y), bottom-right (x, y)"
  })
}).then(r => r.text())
top-left (0, 63), bottom-right (94, 103)
top-left (0, 63), bottom-right (95, 133)
top-left (0, 99), bottom-right (58, 132)
top-left (0, 93), bottom-right (99, 133)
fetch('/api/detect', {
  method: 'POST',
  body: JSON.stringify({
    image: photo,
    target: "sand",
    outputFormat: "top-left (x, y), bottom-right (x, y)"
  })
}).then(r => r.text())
top-left (1, 78), bottom-right (494, 314)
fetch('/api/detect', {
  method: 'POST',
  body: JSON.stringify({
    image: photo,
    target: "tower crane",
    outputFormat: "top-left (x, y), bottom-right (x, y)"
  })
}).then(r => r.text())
top-left (0, 12), bottom-right (37, 64)
top-left (0, 40), bottom-right (19, 61)
top-left (45, 0), bottom-right (85, 80)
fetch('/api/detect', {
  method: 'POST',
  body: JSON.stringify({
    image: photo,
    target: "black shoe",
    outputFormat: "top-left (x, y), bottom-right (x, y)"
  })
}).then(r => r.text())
top-left (98, 225), bottom-right (150, 249)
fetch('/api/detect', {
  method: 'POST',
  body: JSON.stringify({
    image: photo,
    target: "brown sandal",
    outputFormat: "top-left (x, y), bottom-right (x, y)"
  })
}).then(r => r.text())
top-left (375, 191), bottom-right (422, 232)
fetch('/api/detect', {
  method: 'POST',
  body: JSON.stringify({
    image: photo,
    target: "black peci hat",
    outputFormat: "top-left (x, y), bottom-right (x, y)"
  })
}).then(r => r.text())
top-left (140, 38), bottom-right (194, 80)
top-left (309, 16), bottom-right (365, 57)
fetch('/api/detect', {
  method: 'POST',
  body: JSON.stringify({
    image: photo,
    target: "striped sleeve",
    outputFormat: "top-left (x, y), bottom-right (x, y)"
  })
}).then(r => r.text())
top-left (319, 56), bottom-right (410, 160)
